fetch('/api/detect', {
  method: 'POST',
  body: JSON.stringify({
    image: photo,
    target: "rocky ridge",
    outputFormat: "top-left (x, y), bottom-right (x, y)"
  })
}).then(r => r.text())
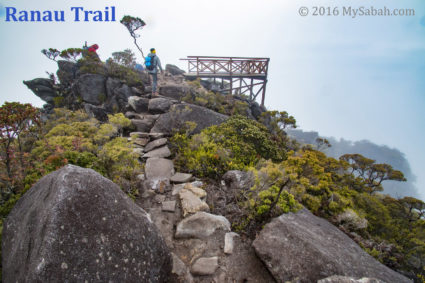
top-left (14, 60), bottom-right (413, 282)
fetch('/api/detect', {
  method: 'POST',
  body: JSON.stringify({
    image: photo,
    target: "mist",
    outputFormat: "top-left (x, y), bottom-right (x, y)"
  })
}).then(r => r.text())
top-left (287, 129), bottom-right (421, 200)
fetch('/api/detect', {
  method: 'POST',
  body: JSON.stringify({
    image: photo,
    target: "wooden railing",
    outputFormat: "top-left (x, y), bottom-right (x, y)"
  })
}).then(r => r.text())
top-left (181, 56), bottom-right (269, 77)
top-left (180, 56), bottom-right (270, 106)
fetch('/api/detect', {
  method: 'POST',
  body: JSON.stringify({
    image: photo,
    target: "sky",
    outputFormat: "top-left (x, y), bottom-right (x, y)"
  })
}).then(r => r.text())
top-left (0, 0), bottom-right (424, 199)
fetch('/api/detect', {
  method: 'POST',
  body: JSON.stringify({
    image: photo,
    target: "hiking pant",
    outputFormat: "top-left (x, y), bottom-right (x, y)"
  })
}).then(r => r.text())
top-left (151, 73), bottom-right (158, 93)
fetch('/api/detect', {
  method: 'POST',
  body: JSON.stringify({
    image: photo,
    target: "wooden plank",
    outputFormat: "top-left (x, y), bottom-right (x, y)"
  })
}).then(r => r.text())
top-left (184, 56), bottom-right (269, 61)
top-left (184, 73), bottom-right (266, 79)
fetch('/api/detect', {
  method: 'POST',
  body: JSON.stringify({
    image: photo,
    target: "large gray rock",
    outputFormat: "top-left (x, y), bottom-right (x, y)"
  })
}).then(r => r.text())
top-left (83, 103), bottom-right (108, 122)
top-left (175, 212), bottom-right (230, 239)
top-left (131, 115), bottom-right (159, 132)
top-left (2, 165), bottom-right (172, 283)
top-left (159, 84), bottom-right (190, 100)
top-left (252, 209), bottom-right (411, 283)
top-left (148, 98), bottom-right (172, 114)
top-left (74, 74), bottom-right (107, 105)
top-left (131, 87), bottom-right (144, 96)
top-left (115, 84), bottom-right (134, 99)
top-left (222, 170), bottom-right (255, 192)
top-left (128, 96), bottom-right (149, 113)
top-left (106, 77), bottom-right (121, 98)
top-left (115, 84), bottom-right (134, 110)
top-left (103, 96), bottom-right (120, 113)
top-left (23, 78), bottom-right (58, 103)
top-left (165, 64), bottom-right (185, 76)
top-left (250, 101), bottom-right (265, 120)
top-left (199, 79), bottom-right (227, 92)
top-left (104, 78), bottom-right (135, 112)
top-left (150, 103), bottom-right (228, 135)
top-left (56, 60), bottom-right (76, 86)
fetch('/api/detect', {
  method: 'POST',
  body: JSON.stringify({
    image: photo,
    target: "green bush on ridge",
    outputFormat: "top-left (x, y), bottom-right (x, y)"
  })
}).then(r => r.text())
top-left (171, 115), bottom-right (286, 178)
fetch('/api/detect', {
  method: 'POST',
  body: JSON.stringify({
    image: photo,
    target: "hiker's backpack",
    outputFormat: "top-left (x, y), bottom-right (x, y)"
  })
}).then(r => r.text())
top-left (145, 55), bottom-right (155, 71)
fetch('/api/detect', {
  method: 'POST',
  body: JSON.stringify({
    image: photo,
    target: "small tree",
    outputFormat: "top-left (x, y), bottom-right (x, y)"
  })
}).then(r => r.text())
top-left (316, 137), bottom-right (331, 151)
top-left (60, 48), bottom-right (83, 62)
top-left (120, 15), bottom-right (146, 58)
top-left (260, 110), bottom-right (297, 136)
top-left (399, 196), bottom-right (425, 223)
top-left (111, 49), bottom-right (137, 68)
top-left (340, 153), bottom-right (406, 194)
top-left (0, 102), bottom-right (40, 195)
top-left (41, 48), bottom-right (60, 62)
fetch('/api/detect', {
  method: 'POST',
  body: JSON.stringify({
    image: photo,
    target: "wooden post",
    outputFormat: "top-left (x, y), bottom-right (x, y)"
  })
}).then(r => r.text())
top-left (261, 79), bottom-right (267, 107)
top-left (250, 78), bottom-right (254, 101)
top-left (239, 78), bottom-right (242, 95)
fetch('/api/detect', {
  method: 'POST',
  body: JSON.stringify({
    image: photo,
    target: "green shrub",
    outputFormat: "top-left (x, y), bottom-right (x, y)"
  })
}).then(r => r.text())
top-left (282, 148), bottom-right (353, 216)
top-left (187, 78), bottom-right (202, 89)
top-left (230, 161), bottom-right (301, 233)
top-left (106, 59), bottom-right (143, 87)
top-left (255, 186), bottom-right (300, 216)
top-left (31, 111), bottom-right (140, 193)
top-left (172, 115), bottom-right (286, 178)
top-left (182, 89), bottom-right (249, 117)
top-left (77, 56), bottom-right (107, 76)
top-left (53, 96), bottom-right (65, 107)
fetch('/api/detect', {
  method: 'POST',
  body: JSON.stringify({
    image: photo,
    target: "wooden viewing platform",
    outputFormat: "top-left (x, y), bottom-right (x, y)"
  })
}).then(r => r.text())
top-left (180, 56), bottom-right (270, 106)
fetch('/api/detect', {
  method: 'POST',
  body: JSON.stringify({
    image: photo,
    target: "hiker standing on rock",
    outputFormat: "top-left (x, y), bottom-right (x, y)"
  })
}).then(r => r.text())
top-left (145, 48), bottom-right (163, 96)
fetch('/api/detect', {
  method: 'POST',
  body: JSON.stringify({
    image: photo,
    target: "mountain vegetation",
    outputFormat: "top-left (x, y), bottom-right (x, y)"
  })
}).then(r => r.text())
top-left (1, 45), bottom-right (424, 282)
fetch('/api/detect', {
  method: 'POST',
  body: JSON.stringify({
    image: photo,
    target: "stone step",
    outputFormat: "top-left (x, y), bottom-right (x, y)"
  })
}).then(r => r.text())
top-left (179, 188), bottom-right (209, 217)
top-left (148, 97), bottom-right (172, 114)
top-left (170, 173), bottom-right (193, 183)
top-left (131, 117), bottom-right (158, 132)
top-left (144, 138), bottom-right (168, 153)
top-left (171, 253), bottom-right (194, 283)
top-left (224, 232), bottom-right (239, 255)
top-left (130, 132), bottom-right (150, 138)
top-left (148, 132), bottom-right (166, 139)
top-left (145, 158), bottom-right (174, 179)
top-left (133, 137), bottom-right (150, 147)
top-left (175, 212), bottom-right (231, 239)
top-left (142, 146), bottom-right (171, 159)
top-left (191, 257), bottom-right (219, 276)
top-left (162, 200), bottom-right (177, 212)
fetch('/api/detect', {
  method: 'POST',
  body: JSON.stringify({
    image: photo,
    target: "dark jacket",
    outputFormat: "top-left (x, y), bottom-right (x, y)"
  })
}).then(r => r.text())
top-left (147, 53), bottom-right (163, 74)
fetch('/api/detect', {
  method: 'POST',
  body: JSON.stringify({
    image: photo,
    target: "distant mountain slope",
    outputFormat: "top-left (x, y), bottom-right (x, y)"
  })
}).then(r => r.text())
top-left (287, 129), bottom-right (420, 199)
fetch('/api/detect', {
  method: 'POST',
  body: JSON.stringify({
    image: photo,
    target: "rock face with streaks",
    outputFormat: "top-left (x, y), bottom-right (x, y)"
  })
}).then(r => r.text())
top-left (253, 209), bottom-right (411, 283)
top-left (150, 104), bottom-right (228, 135)
top-left (2, 165), bottom-right (172, 283)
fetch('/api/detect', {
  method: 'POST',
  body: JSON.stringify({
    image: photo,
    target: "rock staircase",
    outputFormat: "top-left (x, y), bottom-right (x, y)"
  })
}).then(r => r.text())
top-left (129, 128), bottom-right (272, 282)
